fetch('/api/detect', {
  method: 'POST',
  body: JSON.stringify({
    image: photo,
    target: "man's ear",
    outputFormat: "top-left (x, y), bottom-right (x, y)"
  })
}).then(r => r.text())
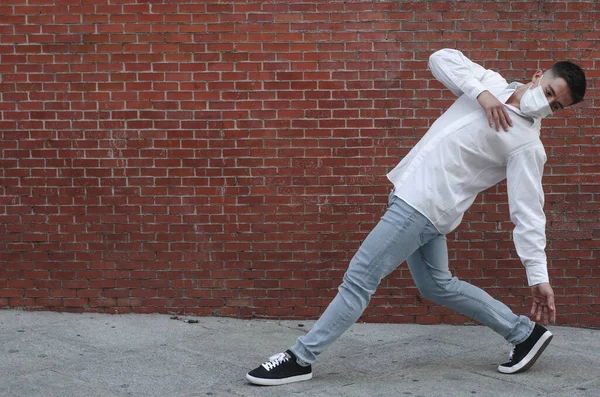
top-left (532, 69), bottom-right (544, 81)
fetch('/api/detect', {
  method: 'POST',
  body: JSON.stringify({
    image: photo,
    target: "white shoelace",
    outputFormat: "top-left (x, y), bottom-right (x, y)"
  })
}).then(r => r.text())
top-left (508, 345), bottom-right (515, 361)
top-left (261, 352), bottom-right (290, 371)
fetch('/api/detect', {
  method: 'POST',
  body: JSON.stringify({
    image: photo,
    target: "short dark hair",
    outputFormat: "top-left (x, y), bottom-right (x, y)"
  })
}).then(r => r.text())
top-left (550, 61), bottom-right (586, 105)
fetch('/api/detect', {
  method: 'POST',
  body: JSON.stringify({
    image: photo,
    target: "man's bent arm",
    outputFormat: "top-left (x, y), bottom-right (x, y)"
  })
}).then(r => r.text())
top-left (506, 146), bottom-right (549, 286)
top-left (429, 49), bottom-right (513, 131)
top-left (428, 48), bottom-right (509, 100)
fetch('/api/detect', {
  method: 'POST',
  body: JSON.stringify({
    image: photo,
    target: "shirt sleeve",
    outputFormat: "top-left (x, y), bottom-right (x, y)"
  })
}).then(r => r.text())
top-left (506, 145), bottom-right (549, 286)
top-left (428, 48), bottom-right (498, 100)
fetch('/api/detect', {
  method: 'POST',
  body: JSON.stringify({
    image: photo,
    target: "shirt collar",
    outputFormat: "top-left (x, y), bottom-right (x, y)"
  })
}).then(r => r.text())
top-left (502, 82), bottom-right (542, 131)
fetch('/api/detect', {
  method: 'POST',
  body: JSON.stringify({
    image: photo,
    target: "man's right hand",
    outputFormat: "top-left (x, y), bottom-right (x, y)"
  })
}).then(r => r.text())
top-left (477, 90), bottom-right (513, 132)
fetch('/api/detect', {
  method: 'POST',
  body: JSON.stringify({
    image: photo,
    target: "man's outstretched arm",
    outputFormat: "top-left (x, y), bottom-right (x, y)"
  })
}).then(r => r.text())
top-left (506, 146), bottom-right (555, 325)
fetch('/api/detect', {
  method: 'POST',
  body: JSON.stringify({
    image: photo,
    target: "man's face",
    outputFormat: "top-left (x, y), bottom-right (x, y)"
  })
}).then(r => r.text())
top-left (530, 71), bottom-right (575, 113)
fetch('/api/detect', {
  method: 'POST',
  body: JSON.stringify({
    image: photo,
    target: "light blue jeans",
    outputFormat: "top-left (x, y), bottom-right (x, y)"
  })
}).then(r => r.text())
top-left (291, 191), bottom-right (533, 365)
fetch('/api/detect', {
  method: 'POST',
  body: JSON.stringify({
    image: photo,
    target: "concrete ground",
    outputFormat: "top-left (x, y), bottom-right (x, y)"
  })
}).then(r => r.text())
top-left (0, 309), bottom-right (599, 397)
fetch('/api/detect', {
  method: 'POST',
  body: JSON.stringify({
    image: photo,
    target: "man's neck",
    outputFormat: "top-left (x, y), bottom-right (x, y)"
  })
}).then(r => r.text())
top-left (505, 83), bottom-right (526, 110)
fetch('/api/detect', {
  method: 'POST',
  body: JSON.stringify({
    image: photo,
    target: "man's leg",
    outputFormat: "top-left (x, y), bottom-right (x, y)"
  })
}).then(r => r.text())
top-left (290, 196), bottom-right (433, 365)
top-left (405, 234), bottom-right (532, 344)
top-left (406, 234), bottom-right (554, 374)
top-left (246, 195), bottom-right (438, 385)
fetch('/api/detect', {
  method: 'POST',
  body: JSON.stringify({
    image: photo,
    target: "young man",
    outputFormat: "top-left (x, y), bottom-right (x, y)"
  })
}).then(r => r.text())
top-left (246, 49), bottom-right (587, 386)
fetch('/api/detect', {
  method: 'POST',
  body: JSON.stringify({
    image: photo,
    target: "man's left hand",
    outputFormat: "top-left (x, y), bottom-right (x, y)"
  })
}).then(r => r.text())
top-left (530, 282), bottom-right (556, 325)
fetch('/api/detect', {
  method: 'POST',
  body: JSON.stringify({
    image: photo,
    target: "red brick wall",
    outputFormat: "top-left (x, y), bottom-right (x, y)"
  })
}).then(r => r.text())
top-left (0, 1), bottom-right (598, 327)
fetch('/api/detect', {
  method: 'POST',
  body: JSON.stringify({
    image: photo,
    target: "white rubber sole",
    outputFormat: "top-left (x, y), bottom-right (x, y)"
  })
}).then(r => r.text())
top-left (498, 330), bottom-right (553, 374)
top-left (246, 372), bottom-right (312, 386)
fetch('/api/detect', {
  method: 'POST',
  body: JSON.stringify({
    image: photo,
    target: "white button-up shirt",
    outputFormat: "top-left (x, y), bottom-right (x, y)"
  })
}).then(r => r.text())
top-left (387, 48), bottom-right (548, 286)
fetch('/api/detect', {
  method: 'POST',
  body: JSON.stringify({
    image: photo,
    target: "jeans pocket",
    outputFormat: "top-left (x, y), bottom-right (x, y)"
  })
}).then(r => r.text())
top-left (387, 189), bottom-right (396, 209)
top-left (419, 222), bottom-right (442, 246)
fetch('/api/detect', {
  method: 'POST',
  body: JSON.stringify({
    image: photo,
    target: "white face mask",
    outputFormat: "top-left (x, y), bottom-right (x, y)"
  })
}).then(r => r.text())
top-left (519, 75), bottom-right (552, 119)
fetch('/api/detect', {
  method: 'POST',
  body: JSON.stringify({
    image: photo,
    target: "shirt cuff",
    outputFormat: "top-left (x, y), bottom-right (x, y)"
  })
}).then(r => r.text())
top-left (526, 263), bottom-right (549, 286)
top-left (461, 77), bottom-right (487, 100)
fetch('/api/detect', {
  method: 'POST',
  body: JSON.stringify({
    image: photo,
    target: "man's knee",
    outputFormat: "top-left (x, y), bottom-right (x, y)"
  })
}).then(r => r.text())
top-left (340, 273), bottom-right (376, 307)
top-left (415, 276), bottom-right (455, 302)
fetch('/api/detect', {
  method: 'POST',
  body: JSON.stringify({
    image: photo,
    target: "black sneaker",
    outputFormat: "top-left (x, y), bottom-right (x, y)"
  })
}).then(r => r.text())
top-left (246, 349), bottom-right (312, 386)
top-left (498, 323), bottom-right (553, 374)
